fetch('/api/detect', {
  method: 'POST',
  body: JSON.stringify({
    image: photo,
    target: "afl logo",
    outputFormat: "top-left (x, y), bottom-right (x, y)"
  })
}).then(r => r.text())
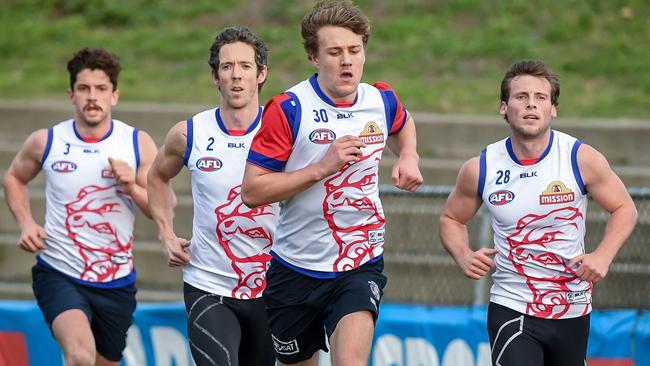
top-left (51, 160), bottom-right (77, 173)
top-left (196, 157), bottom-right (223, 172)
top-left (489, 190), bottom-right (515, 205)
top-left (309, 129), bottom-right (336, 144)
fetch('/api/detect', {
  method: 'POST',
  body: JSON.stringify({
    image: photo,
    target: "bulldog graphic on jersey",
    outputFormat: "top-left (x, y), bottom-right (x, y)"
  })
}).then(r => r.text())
top-left (506, 206), bottom-right (591, 319)
top-left (215, 185), bottom-right (274, 299)
top-left (65, 184), bottom-right (134, 282)
top-left (323, 148), bottom-right (385, 272)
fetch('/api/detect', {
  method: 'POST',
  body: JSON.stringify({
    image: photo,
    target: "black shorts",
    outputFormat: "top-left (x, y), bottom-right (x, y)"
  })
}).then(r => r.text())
top-left (184, 283), bottom-right (275, 366)
top-left (487, 302), bottom-right (590, 366)
top-left (263, 258), bottom-right (387, 364)
top-left (31, 263), bottom-right (137, 362)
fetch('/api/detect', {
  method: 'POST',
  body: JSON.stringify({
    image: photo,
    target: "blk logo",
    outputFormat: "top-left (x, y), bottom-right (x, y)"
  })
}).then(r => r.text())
top-left (520, 171), bottom-right (538, 179)
top-left (309, 128), bottom-right (336, 144)
top-left (337, 112), bottom-right (353, 119)
top-left (51, 161), bottom-right (77, 173)
top-left (488, 190), bottom-right (515, 205)
top-left (196, 157), bottom-right (223, 172)
top-left (227, 142), bottom-right (246, 149)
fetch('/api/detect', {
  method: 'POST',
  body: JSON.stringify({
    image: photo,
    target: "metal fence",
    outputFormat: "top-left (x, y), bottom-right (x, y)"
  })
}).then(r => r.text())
top-left (379, 185), bottom-right (650, 309)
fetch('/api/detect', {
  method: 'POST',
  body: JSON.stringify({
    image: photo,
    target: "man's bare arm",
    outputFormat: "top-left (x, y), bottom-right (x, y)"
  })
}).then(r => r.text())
top-left (3, 129), bottom-right (49, 252)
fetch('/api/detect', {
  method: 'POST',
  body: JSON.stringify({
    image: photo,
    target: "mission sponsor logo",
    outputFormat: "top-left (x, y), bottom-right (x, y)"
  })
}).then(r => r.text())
top-left (309, 128), bottom-right (336, 144)
top-left (51, 160), bottom-right (77, 173)
top-left (359, 121), bottom-right (384, 144)
top-left (196, 157), bottom-right (223, 172)
top-left (539, 181), bottom-right (575, 205)
top-left (488, 190), bottom-right (515, 205)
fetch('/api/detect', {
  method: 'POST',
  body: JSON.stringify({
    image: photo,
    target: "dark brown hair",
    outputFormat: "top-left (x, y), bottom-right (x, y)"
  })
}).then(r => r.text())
top-left (500, 60), bottom-right (560, 106)
top-left (301, 0), bottom-right (370, 59)
top-left (208, 26), bottom-right (268, 91)
top-left (67, 47), bottom-right (121, 90)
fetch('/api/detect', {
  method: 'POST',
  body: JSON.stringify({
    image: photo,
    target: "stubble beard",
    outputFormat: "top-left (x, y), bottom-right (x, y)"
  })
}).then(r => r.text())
top-left (507, 117), bottom-right (549, 140)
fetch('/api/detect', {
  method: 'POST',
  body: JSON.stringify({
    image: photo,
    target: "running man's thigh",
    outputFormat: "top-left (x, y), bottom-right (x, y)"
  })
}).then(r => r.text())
top-left (50, 309), bottom-right (96, 364)
top-left (32, 264), bottom-right (96, 359)
top-left (488, 302), bottom-right (544, 366)
top-left (329, 311), bottom-right (374, 366)
top-left (32, 264), bottom-right (92, 326)
top-left (488, 302), bottom-right (590, 366)
top-left (32, 264), bottom-right (135, 362)
top-left (235, 297), bottom-right (275, 366)
top-left (263, 259), bottom-right (331, 365)
top-left (84, 282), bottom-right (137, 362)
top-left (184, 283), bottom-right (242, 366)
top-left (542, 313), bottom-right (590, 366)
top-left (324, 258), bottom-right (386, 338)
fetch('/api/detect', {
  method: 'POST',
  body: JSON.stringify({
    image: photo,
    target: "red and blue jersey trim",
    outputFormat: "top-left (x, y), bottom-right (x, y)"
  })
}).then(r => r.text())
top-left (216, 106), bottom-right (263, 136)
top-left (506, 130), bottom-right (555, 165)
top-left (374, 81), bottom-right (408, 135)
top-left (73, 120), bottom-right (114, 143)
top-left (248, 94), bottom-right (301, 172)
top-left (247, 150), bottom-right (287, 172)
top-left (309, 73), bottom-right (358, 108)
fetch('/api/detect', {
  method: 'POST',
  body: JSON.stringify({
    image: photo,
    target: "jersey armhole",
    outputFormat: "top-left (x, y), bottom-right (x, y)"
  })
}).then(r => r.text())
top-left (40, 128), bottom-right (54, 167)
top-left (183, 118), bottom-right (193, 167)
top-left (477, 149), bottom-right (487, 197)
top-left (284, 92), bottom-right (302, 145)
top-left (571, 140), bottom-right (587, 195)
top-left (132, 129), bottom-right (140, 168)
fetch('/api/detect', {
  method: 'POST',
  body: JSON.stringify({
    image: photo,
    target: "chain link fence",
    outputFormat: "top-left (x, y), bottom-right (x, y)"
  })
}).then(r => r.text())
top-left (379, 185), bottom-right (650, 309)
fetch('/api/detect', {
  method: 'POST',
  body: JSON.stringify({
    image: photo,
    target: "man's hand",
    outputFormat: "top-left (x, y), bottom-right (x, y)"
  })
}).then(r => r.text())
top-left (317, 135), bottom-right (367, 177)
top-left (391, 152), bottom-right (423, 192)
top-left (569, 251), bottom-right (614, 283)
top-left (460, 247), bottom-right (498, 280)
top-left (161, 235), bottom-right (191, 267)
top-left (18, 222), bottom-right (48, 253)
top-left (108, 157), bottom-right (136, 193)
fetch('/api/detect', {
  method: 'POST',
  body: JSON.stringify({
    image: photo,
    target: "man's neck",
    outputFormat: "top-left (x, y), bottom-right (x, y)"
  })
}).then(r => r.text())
top-left (219, 104), bottom-right (259, 131)
top-left (509, 130), bottom-right (552, 160)
top-left (74, 117), bottom-right (112, 139)
top-left (316, 74), bottom-right (357, 106)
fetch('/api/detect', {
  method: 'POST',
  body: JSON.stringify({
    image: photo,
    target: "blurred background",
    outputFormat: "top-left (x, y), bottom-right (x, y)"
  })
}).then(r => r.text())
top-left (1, 0), bottom-right (650, 116)
top-left (0, 1), bottom-right (649, 363)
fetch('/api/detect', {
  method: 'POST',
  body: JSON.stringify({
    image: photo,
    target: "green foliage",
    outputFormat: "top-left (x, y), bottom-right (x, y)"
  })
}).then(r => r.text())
top-left (0, 0), bottom-right (649, 118)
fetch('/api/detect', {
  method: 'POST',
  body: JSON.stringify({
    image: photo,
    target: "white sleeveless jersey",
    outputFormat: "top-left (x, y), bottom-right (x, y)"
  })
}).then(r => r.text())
top-left (183, 107), bottom-right (279, 299)
top-left (260, 78), bottom-right (405, 273)
top-left (480, 130), bottom-right (591, 319)
top-left (40, 119), bottom-right (139, 287)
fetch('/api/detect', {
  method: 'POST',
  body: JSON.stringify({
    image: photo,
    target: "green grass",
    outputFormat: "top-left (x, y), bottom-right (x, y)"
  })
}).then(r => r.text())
top-left (1, 0), bottom-right (649, 118)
